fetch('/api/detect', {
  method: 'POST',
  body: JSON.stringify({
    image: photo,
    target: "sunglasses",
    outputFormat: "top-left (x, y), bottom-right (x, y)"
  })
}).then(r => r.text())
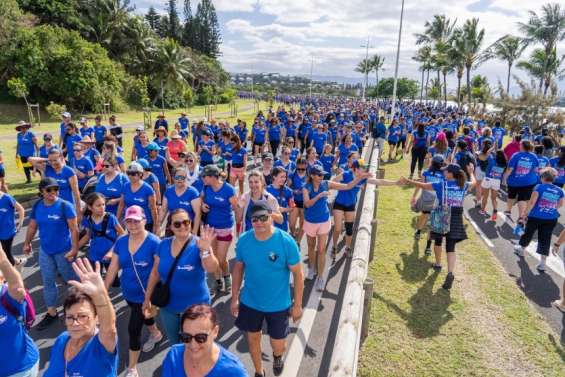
top-left (45, 187), bottom-right (59, 193)
top-left (251, 214), bottom-right (269, 223)
top-left (47, 160), bottom-right (59, 165)
top-left (172, 219), bottom-right (190, 228)
top-left (103, 164), bottom-right (112, 168)
top-left (186, 159), bottom-right (195, 163)
top-left (283, 152), bottom-right (291, 155)
top-left (103, 144), bottom-right (113, 148)
top-left (126, 171), bottom-right (140, 176)
top-left (179, 332), bottom-right (209, 344)
top-left (73, 149), bottom-right (82, 152)
top-left (296, 168), bottom-right (306, 172)
top-left (174, 175), bottom-right (187, 180)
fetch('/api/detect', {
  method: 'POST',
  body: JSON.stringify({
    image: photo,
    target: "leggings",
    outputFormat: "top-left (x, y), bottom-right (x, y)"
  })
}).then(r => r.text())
top-left (410, 147), bottom-right (427, 175)
top-left (1, 237), bottom-right (15, 265)
top-left (519, 217), bottom-right (557, 256)
top-left (20, 156), bottom-right (32, 182)
top-left (127, 301), bottom-right (156, 351)
top-left (270, 140), bottom-right (280, 155)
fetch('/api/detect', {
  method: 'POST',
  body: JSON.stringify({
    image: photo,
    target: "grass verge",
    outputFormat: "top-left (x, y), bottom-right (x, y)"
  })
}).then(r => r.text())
top-left (358, 149), bottom-right (565, 377)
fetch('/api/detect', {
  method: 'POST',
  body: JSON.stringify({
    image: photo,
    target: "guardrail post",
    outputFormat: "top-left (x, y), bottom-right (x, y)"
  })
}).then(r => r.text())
top-left (361, 278), bottom-right (374, 343)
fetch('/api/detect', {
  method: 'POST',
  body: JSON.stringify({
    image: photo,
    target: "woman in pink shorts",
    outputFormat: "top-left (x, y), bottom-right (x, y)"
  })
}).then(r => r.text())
top-left (228, 134), bottom-right (247, 195)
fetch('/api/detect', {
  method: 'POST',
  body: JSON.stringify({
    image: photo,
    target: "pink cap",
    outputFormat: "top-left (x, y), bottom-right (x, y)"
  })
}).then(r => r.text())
top-left (124, 205), bottom-right (145, 221)
top-left (436, 132), bottom-right (447, 141)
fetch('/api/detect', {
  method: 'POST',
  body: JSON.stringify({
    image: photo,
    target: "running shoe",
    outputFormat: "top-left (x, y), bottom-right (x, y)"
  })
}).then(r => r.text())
top-left (306, 266), bottom-right (316, 281)
top-left (215, 279), bottom-right (224, 295)
top-left (442, 273), bottom-right (455, 290)
top-left (491, 211), bottom-right (497, 221)
top-left (224, 275), bottom-right (232, 293)
top-left (431, 263), bottom-right (442, 272)
top-left (36, 313), bottom-right (58, 331)
top-left (478, 209), bottom-right (487, 216)
top-left (513, 244), bottom-right (525, 257)
top-left (14, 257), bottom-right (27, 273)
top-left (535, 262), bottom-right (545, 273)
top-left (254, 370), bottom-right (266, 377)
top-left (125, 368), bottom-right (139, 377)
top-left (424, 247), bottom-right (432, 256)
top-left (345, 247), bottom-right (353, 258)
top-left (315, 277), bottom-right (325, 292)
top-left (273, 354), bottom-right (284, 376)
top-left (142, 332), bottom-right (163, 353)
top-left (503, 211), bottom-right (512, 221)
top-left (331, 247), bottom-right (337, 263)
top-left (414, 230), bottom-right (421, 240)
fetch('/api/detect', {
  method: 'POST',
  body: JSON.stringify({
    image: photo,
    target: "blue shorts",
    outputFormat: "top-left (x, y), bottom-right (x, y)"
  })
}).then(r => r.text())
top-left (235, 303), bottom-right (290, 339)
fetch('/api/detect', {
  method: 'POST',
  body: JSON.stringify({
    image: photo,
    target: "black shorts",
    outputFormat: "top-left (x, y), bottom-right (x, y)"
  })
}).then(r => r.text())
top-left (235, 303), bottom-right (290, 339)
top-left (507, 184), bottom-right (535, 202)
top-left (294, 200), bottom-right (304, 209)
top-left (430, 234), bottom-right (461, 253)
top-left (333, 202), bottom-right (356, 212)
top-left (253, 141), bottom-right (264, 149)
top-left (0, 167), bottom-right (4, 178)
top-left (388, 140), bottom-right (398, 146)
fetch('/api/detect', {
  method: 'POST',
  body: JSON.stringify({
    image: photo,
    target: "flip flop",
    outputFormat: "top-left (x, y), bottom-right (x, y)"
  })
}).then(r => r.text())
top-left (552, 300), bottom-right (565, 313)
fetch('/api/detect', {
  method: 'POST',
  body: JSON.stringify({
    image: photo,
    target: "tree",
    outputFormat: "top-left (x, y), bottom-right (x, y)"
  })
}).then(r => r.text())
top-left (145, 6), bottom-right (160, 30)
top-left (194, 0), bottom-right (221, 58)
top-left (483, 35), bottom-right (527, 96)
top-left (355, 58), bottom-right (372, 95)
top-left (470, 75), bottom-right (491, 110)
top-left (453, 18), bottom-right (486, 105)
top-left (518, 3), bottom-right (565, 93)
top-left (17, 0), bottom-right (82, 30)
top-left (448, 29), bottom-right (466, 106)
top-left (167, 0), bottom-right (181, 41)
top-left (370, 54), bottom-right (385, 97)
top-left (370, 77), bottom-right (418, 99)
top-left (412, 46), bottom-right (432, 101)
top-left (182, 0), bottom-right (195, 48)
top-left (517, 48), bottom-right (565, 96)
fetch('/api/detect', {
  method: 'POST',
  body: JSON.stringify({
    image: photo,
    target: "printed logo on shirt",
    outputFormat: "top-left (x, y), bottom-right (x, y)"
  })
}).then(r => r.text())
top-left (134, 261), bottom-right (149, 268)
top-left (0, 314), bottom-right (7, 325)
top-left (177, 264), bottom-right (195, 272)
top-left (537, 191), bottom-right (560, 213)
top-left (0, 208), bottom-right (7, 213)
top-left (179, 201), bottom-right (190, 206)
top-left (107, 187), bottom-right (118, 192)
top-left (133, 198), bottom-right (145, 203)
top-left (515, 159), bottom-right (533, 176)
top-left (214, 196), bottom-right (225, 202)
top-left (48, 214), bottom-right (61, 220)
top-left (268, 252), bottom-right (279, 262)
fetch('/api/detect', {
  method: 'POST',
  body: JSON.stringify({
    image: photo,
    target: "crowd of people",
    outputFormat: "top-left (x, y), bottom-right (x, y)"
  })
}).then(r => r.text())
top-left (1, 97), bottom-right (565, 377)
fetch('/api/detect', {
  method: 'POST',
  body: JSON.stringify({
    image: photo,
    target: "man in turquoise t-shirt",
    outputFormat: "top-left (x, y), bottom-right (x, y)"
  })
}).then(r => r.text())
top-left (232, 200), bottom-right (304, 377)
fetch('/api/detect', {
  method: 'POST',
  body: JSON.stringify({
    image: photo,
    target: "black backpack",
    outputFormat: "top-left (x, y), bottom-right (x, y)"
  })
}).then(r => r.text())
top-left (88, 213), bottom-right (116, 242)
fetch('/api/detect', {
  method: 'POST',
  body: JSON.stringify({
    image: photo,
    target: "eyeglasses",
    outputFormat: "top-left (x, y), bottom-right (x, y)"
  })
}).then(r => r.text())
top-left (103, 164), bottom-right (112, 168)
top-left (174, 175), bottom-right (187, 180)
top-left (296, 168), bottom-right (306, 172)
top-left (283, 152), bottom-right (291, 155)
top-left (65, 313), bottom-right (90, 325)
top-left (45, 187), bottom-right (59, 193)
top-left (47, 159), bottom-right (59, 165)
top-left (179, 332), bottom-right (209, 344)
top-left (172, 219), bottom-right (190, 229)
top-left (251, 214), bottom-right (269, 223)
top-left (186, 159), bottom-right (195, 163)
top-left (126, 171), bottom-right (140, 176)
top-left (73, 149), bottom-right (82, 152)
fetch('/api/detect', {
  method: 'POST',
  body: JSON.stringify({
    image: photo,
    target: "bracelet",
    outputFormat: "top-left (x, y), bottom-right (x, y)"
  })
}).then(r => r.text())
top-left (200, 250), bottom-right (211, 259)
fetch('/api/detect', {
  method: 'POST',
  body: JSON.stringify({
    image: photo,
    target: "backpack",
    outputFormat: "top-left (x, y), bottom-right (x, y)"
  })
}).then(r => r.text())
top-left (88, 213), bottom-right (116, 242)
top-left (411, 189), bottom-right (438, 213)
top-left (1, 285), bottom-right (36, 330)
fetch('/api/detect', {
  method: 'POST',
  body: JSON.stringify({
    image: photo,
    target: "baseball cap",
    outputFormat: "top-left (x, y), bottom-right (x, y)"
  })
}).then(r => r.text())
top-left (442, 163), bottom-right (461, 174)
top-left (136, 126), bottom-right (144, 132)
top-left (127, 161), bottom-right (144, 174)
top-left (431, 154), bottom-right (445, 164)
top-left (262, 152), bottom-right (274, 161)
top-left (39, 177), bottom-right (59, 191)
top-left (136, 158), bottom-right (150, 170)
top-left (124, 205), bottom-right (145, 221)
top-left (309, 164), bottom-right (327, 176)
top-left (62, 112), bottom-right (71, 118)
top-left (249, 200), bottom-right (272, 218)
top-left (80, 117), bottom-right (87, 124)
top-left (201, 164), bottom-right (221, 178)
top-left (145, 142), bottom-right (161, 151)
top-left (43, 133), bottom-right (53, 140)
top-left (352, 159), bottom-right (367, 169)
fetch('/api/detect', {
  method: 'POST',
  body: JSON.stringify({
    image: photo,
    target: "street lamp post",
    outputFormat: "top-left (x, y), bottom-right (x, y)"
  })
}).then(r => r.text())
top-left (361, 36), bottom-right (370, 101)
top-left (309, 55), bottom-right (314, 98)
top-left (390, 0), bottom-right (405, 122)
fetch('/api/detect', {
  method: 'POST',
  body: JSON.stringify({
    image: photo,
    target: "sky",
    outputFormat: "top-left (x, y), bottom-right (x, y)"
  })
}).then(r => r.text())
top-left (133, 0), bottom-right (564, 95)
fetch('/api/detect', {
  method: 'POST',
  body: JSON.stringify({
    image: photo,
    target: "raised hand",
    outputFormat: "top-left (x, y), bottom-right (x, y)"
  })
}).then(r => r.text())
top-left (197, 225), bottom-right (216, 251)
top-left (68, 258), bottom-right (107, 300)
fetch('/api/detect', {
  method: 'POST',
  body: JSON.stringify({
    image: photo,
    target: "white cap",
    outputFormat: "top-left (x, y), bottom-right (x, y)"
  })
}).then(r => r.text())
top-left (62, 112), bottom-right (71, 118)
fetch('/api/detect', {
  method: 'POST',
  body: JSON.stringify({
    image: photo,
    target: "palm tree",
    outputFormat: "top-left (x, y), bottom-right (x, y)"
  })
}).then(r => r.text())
top-left (412, 46), bottom-right (433, 101)
top-left (453, 18), bottom-right (485, 105)
top-left (448, 29), bottom-right (466, 106)
top-left (355, 58), bottom-right (372, 97)
top-left (484, 35), bottom-right (527, 95)
top-left (370, 55), bottom-right (385, 97)
top-left (517, 48), bottom-right (565, 96)
top-left (150, 38), bottom-right (193, 106)
top-left (518, 3), bottom-right (565, 93)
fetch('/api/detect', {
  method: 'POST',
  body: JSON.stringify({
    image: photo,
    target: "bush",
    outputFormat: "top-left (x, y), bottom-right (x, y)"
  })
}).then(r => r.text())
top-left (45, 101), bottom-right (66, 120)
top-left (218, 87), bottom-right (236, 104)
top-left (124, 75), bottom-right (150, 108)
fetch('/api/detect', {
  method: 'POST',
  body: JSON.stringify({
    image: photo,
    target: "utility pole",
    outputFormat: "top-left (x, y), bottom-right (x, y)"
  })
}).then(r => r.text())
top-left (309, 55), bottom-right (314, 98)
top-left (361, 36), bottom-right (370, 101)
top-left (390, 0), bottom-right (405, 122)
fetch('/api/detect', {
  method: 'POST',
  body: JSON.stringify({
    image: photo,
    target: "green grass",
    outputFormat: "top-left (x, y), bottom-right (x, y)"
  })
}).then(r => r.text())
top-left (0, 99), bottom-right (273, 201)
top-left (358, 148), bottom-right (565, 376)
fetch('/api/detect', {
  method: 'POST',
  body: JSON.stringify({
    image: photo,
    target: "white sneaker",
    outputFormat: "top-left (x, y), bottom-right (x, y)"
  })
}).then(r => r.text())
top-left (125, 368), bottom-right (139, 377)
top-left (14, 257), bottom-right (27, 273)
top-left (513, 244), bottom-right (524, 257)
top-left (306, 266), bottom-right (316, 281)
top-left (315, 277), bottom-right (325, 292)
top-left (536, 262), bottom-right (546, 272)
top-left (142, 332), bottom-right (163, 353)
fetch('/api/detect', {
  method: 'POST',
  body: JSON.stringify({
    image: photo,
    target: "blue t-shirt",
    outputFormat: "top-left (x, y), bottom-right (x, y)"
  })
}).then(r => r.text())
top-left (334, 170), bottom-right (359, 207)
top-left (274, 159), bottom-right (296, 174)
top-left (537, 156), bottom-right (550, 170)
top-left (549, 158), bottom-right (565, 185)
top-left (154, 137), bottom-right (169, 158)
top-left (31, 198), bottom-right (76, 254)
top-left (39, 144), bottom-right (54, 158)
top-left (114, 233), bottom-right (160, 303)
top-left (412, 131), bottom-right (428, 149)
top-left (432, 180), bottom-right (468, 208)
top-left (428, 146), bottom-right (451, 159)
top-left (387, 125), bottom-right (401, 143)
top-left (320, 154), bottom-right (335, 175)
top-left (219, 140), bottom-right (233, 161)
top-left (231, 147), bottom-right (247, 166)
top-left (45, 165), bottom-right (77, 205)
top-left (65, 134), bottom-right (83, 164)
top-left (0, 285), bottom-right (39, 376)
top-left (44, 332), bottom-right (117, 377)
top-left (485, 157), bottom-right (506, 180)
top-left (266, 184), bottom-right (293, 231)
top-left (135, 143), bottom-right (149, 160)
top-left (0, 194), bottom-right (17, 240)
top-left (95, 173), bottom-right (129, 215)
top-left (73, 156), bottom-right (94, 189)
top-left (338, 144), bottom-right (359, 165)
top-left (16, 131), bottom-right (35, 157)
top-left (269, 124), bottom-right (282, 141)
top-left (80, 126), bottom-right (94, 138)
top-left (122, 182), bottom-right (156, 223)
top-left (144, 172), bottom-right (158, 187)
top-left (290, 172), bottom-right (307, 202)
top-left (199, 140), bottom-right (215, 163)
top-left (529, 184), bottom-right (564, 220)
top-left (507, 152), bottom-right (539, 187)
top-left (203, 182), bottom-right (236, 229)
top-left (423, 169), bottom-right (444, 184)
top-left (157, 237), bottom-right (209, 313)
top-left (311, 132), bottom-right (328, 154)
top-left (235, 228), bottom-right (300, 312)
top-left (253, 127), bottom-right (267, 143)
top-left (165, 185), bottom-right (199, 220)
top-left (93, 125), bottom-right (108, 142)
top-left (492, 127), bottom-right (506, 148)
top-left (84, 147), bottom-right (100, 167)
top-left (149, 155), bottom-right (168, 184)
top-left (82, 213), bottom-right (120, 262)
top-left (178, 116), bottom-right (189, 130)
top-left (304, 181), bottom-right (330, 223)
top-left (234, 125), bottom-right (248, 143)
top-left (162, 344), bottom-right (247, 377)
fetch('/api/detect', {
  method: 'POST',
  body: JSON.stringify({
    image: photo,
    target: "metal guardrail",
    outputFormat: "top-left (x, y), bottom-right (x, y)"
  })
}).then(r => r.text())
top-left (329, 139), bottom-right (380, 377)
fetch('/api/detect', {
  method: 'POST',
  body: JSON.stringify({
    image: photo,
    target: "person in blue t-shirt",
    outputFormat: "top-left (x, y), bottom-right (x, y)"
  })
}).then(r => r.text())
top-left (146, 142), bottom-right (171, 200)
top-left (310, 125), bottom-right (329, 156)
top-left (372, 116), bottom-right (387, 162)
top-left (44, 258), bottom-right (118, 377)
top-left (63, 123), bottom-right (84, 165)
top-left (480, 150), bottom-right (507, 221)
top-left (23, 177), bottom-right (79, 330)
top-left (39, 132), bottom-right (55, 159)
top-left (303, 165), bottom-right (370, 292)
top-left (144, 211), bottom-right (219, 344)
top-left (117, 162), bottom-right (159, 234)
top-left (200, 165), bottom-right (237, 294)
top-left (252, 122), bottom-right (268, 161)
top-left (0, 246), bottom-right (39, 377)
top-left (502, 140), bottom-right (539, 222)
top-left (268, 119), bottom-right (282, 155)
top-left (405, 123), bottom-right (430, 179)
top-left (232, 201), bottom-right (303, 377)
top-left (104, 205), bottom-right (163, 376)
top-left (96, 156), bottom-right (128, 215)
top-left (159, 167), bottom-right (202, 235)
top-left (93, 115), bottom-right (108, 152)
top-left (15, 121), bottom-right (38, 183)
top-left (198, 131), bottom-right (216, 167)
top-left (336, 134), bottom-right (359, 166)
top-left (267, 167), bottom-right (295, 232)
top-left (163, 304), bottom-right (247, 377)
top-left (0, 191), bottom-right (24, 267)
top-left (71, 144), bottom-right (95, 191)
top-left (492, 121), bottom-right (506, 149)
top-left (79, 118), bottom-right (94, 138)
top-left (319, 144), bottom-right (335, 180)
top-left (234, 120), bottom-right (248, 149)
top-left (274, 145), bottom-right (297, 175)
top-left (288, 159), bottom-right (308, 244)
top-left (178, 112), bottom-right (190, 131)
top-left (514, 168), bottom-right (564, 272)
top-left (549, 146), bottom-right (565, 188)
top-left (387, 119), bottom-right (402, 161)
